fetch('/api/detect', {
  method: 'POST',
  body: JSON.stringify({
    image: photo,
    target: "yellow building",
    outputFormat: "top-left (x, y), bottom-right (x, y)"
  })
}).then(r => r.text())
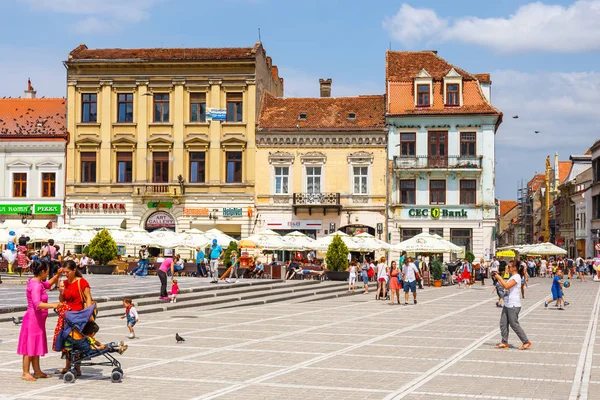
top-left (255, 80), bottom-right (387, 240)
top-left (65, 43), bottom-right (283, 238)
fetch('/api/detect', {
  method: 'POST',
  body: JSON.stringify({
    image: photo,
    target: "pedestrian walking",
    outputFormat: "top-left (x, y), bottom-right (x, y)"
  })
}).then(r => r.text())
top-left (120, 298), bottom-right (139, 339)
top-left (479, 258), bottom-right (487, 286)
top-left (170, 279), bottom-right (179, 302)
top-left (195, 247), bottom-right (206, 277)
top-left (493, 261), bottom-right (531, 350)
top-left (403, 257), bottom-right (419, 305)
top-left (157, 256), bottom-right (174, 300)
top-left (576, 257), bottom-right (587, 282)
top-left (375, 257), bottom-right (388, 300)
top-left (388, 261), bottom-right (401, 305)
top-left (208, 239), bottom-right (223, 283)
top-left (226, 250), bottom-right (240, 283)
top-left (461, 258), bottom-right (472, 288)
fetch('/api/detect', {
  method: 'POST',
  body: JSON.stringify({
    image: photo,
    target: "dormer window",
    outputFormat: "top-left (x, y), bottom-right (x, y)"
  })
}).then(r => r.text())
top-left (298, 112), bottom-right (307, 121)
top-left (446, 84), bottom-right (459, 105)
top-left (347, 112), bottom-right (356, 120)
top-left (417, 85), bottom-right (430, 106)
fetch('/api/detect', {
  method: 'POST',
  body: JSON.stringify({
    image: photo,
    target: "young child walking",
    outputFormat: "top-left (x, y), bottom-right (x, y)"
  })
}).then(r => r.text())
top-left (545, 269), bottom-right (568, 310)
top-left (120, 298), bottom-right (139, 339)
top-left (170, 279), bottom-right (179, 303)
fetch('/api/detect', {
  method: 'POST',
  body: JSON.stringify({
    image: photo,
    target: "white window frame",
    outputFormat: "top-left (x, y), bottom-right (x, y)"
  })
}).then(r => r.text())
top-left (443, 68), bottom-right (463, 107)
top-left (305, 165), bottom-right (323, 194)
top-left (273, 165), bottom-right (290, 195)
top-left (7, 161), bottom-right (32, 198)
top-left (351, 165), bottom-right (369, 195)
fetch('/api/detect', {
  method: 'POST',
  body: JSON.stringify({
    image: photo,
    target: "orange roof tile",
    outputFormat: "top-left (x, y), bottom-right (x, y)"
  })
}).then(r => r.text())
top-left (385, 51), bottom-right (501, 117)
top-left (0, 98), bottom-right (67, 138)
top-left (257, 93), bottom-right (385, 131)
top-left (499, 200), bottom-right (518, 217)
top-left (68, 43), bottom-right (261, 61)
top-left (558, 161), bottom-right (572, 184)
top-left (528, 174), bottom-right (545, 191)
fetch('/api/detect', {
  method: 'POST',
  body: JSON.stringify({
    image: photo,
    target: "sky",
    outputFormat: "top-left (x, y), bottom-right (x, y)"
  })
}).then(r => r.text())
top-left (1, 0), bottom-right (599, 199)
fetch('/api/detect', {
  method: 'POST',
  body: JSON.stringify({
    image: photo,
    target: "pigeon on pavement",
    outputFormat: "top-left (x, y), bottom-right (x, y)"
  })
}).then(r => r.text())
top-left (12, 317), bottom-right (22, 325)
top-left (175, 333), bottom-right (185, 343)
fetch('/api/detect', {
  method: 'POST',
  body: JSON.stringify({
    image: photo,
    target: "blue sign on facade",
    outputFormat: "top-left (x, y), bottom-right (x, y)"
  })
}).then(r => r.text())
top-left (207, 108), bottom-right (227, 121)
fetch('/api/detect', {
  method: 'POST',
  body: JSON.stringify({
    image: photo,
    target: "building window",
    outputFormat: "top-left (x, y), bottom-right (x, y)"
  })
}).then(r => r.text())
top-left (460, 132), bottom-right (476, 156)
top-left (429, 228), bottom-right (444, 237)
top-left (81, 93), bottom-right (97, 123)
top-left (117, 93), bottom-right (133, 122)
top-left (400, 133), bottom-right (416, 156)
top-left (460, 179), bottom-right (476, 205)
top-left (446, 84), bottom-right (459, 105)
top-left (430, 179), bottom-right (446, 205)
top-left (400, 179), bottom-right (416, 204)
top-left (401, 228), bottom-right (422, 241)
top-left (12, 173), bottom-right (27, 197)
top-left (417, 84), bottom-right (430, 106)
top-left (153, 94), bottom-right (170, 123)
top-left (298, 113), bottom-right (307, 121)
top-left (41, 172), bottom-right (56, 197)
top-left (116, 152), bottom-right (133, 183)
top-left (190, 93), bottom-right (206, 122)
top-left (189, 152), bottom-right (206, 183)
top-left (306, 166), bottom-right (322, 193)
top-left (451, 228), bottom-right (472, 252)
top-left (81, 152), bottom-right (97, 183)
top-left (226, 151), bottom-right (242, 183)
top-left (274, 166), bottom-right (289, 194)
top-left (226, 93), bottom-right (243, 122)
top-left (353, 166), bottom-right (368, 194)
top-left (153, 152), bottom-right (169, 183)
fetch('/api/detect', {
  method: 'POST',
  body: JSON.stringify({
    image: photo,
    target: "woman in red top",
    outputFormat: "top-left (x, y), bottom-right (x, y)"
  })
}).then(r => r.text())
top-left (56, 260), bottom-right (93, 375)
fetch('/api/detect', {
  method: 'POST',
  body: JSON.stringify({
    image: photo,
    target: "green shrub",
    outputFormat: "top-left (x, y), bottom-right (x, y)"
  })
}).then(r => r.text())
top-left (87, 229), bottom-right (118, 265)
top-left (431, 257), bottom-right (443, 280)
top-left (223, 241), bottom-right (238, 267)
top-left (465, 251), bottom-right (475, 264)
top-left (325, 234), bottom-right (349, 272)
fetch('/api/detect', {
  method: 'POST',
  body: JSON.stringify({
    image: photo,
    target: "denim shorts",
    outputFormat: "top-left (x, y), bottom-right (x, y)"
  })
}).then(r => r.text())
top-left (127, 316), bottom-right (136, 327)
top-left (362, 271), bottom-right (368, 284)
top-left (403, 280), bottom-right (417, 293)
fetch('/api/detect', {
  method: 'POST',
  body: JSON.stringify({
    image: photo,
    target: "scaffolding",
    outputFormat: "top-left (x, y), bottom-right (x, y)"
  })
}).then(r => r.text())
top-left (517, 179), bottom-right (533, 245)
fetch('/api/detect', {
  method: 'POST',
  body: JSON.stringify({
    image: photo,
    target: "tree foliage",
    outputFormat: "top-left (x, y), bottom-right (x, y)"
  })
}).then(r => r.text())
top-left (87, 229), bottom-right (118, 265)
top-left (223, 241), bottom-right (238, 267)
top-left (325, 234), bottom-right (349, 272)
top-left (431, 257), bottom-right (443, 281)
top-left (465, 251), bottom-right (475, 264)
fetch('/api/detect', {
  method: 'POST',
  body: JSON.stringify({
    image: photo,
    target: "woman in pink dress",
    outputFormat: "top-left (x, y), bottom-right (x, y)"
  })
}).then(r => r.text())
top-left (17, 261), bottom-right (62, 381)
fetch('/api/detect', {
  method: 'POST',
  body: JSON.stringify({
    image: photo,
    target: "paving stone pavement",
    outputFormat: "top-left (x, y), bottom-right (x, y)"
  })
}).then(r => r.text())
top-left (0, 276), bottom-right (599, 400)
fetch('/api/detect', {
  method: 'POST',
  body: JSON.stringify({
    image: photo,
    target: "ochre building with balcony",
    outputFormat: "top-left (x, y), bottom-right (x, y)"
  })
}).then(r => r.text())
top-left (255, 79), bottom-right (387, 240)
top-left (65, 43), bottom-right (283, 238)
top-left (386, 50), bottom-right (502, 259)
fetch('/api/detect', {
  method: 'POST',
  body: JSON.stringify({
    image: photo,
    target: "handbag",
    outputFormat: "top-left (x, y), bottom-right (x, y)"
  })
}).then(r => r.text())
top-left (78, 279), bottom-right (98, 321)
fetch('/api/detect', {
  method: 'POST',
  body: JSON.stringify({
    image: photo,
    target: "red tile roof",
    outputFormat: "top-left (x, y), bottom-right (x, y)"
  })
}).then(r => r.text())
top-left (473, 73), bottom-right (491, 84)
top-left (257, 93), bottom-right (385, 131)
top-left (558, 161), bottom-right (572, 184)
top-left (69, 43), bottom-right (261, 61)
top-left (499, 200), bottom-right (518, 217)
top-left (528, 174), bottom-right (545, 191)
top-left (385, 51), bottom-right (501, 117)
top-left (0, 98), bottom-right (67, 138)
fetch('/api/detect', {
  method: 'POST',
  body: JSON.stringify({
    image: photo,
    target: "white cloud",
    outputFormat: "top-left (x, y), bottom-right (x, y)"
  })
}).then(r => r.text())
top-left (20, 0), bottom-right (158, 33)
top-left (383, 0), bottom-right (600, 52)
top-left (278, 67), bottom-right (382, 98)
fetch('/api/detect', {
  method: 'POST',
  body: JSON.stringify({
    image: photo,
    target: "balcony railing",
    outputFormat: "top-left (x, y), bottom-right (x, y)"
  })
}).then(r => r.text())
top-left (394, 155), bottom-right (482, 170)
top-left (135, 184), bottom-right (182, 197)
top-left (292, 192), bottom-right (341, 215)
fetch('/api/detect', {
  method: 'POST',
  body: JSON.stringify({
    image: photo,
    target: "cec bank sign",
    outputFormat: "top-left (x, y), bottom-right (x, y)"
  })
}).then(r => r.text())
top-left (407, 207), bottom-right (468, 219)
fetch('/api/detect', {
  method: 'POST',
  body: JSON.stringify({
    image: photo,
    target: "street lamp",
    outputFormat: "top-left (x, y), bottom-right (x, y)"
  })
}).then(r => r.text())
top-left (329, 222), bottom-right (336, 233)
top-left (376, 222), bottom-right (383, 240)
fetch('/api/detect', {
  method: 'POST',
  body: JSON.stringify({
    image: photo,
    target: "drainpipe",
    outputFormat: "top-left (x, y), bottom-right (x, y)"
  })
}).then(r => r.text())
top-left (62, 61), bottom-right (69, 228)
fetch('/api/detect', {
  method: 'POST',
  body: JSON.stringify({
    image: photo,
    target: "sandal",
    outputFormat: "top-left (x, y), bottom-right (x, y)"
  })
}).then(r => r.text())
top-left (495, 343), bottom-right (509, 349)
top-left (520, 341), bottom-right (532, 350)
top-left (57, 368), bottom-right (68, 375)
top-left (21, 375), bottom-right (37, 382)
top-left (33, 373), bottom-right (51, 379)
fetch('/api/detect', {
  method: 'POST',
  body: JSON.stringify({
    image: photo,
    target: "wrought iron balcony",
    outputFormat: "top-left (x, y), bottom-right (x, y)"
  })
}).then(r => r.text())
top-left (135, 184), bottom-right (182, 197)
top-left (393, 155), bottom-right (482, 170)
top-left (292, 192), bottom-right (341, 215)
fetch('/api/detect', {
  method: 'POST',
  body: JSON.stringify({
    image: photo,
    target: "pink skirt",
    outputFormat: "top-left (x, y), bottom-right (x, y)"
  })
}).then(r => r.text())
top-left (17, 311), bottom-right (48, 357)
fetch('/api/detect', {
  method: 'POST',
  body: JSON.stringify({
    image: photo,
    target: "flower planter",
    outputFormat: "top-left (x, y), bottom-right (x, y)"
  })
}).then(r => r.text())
top-left (433, 279), bottom-right (443, 287)
top-left (87, 264), bottom-right (116, 275)
top-left (325, 271), bottom-right (350, 281)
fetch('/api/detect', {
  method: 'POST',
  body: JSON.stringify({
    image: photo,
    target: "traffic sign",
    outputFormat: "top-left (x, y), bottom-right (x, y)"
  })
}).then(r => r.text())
top-left (595, 243), bottom-right (600, 251)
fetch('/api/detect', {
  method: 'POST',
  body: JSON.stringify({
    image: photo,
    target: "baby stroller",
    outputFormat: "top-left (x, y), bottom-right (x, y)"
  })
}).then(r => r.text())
top-left (55, 304), bottom-right (124, 383)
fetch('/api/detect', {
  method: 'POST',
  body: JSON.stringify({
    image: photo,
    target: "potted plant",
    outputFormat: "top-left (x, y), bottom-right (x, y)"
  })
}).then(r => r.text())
top-left (431, 257), bottom-right (443, 287)
top-left (87, 229), bottom-right (118, 274)
top-left (325, 234), bottom-right (349, 281)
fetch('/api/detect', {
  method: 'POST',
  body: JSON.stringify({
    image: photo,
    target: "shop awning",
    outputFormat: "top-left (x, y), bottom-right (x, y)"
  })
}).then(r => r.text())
top-left (0, 219), bottom-right (51, 229)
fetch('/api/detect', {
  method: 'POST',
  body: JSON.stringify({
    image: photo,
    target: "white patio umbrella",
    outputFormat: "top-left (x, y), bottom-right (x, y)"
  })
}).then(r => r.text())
top-left (52, 225), bottom-right (96, 245)
top-left (351, 232), bottom-right (391, 252)
top-left (204, 228), bottom-right (238, 247)
top-left (148, 229), bottom-right (181, 248)
top-left (241, 229), bottom-right (293, 250)
top-left (521, 242), bottom-right (567, 256)
top-left (313, 231), bottom-right (362, 252)
top-left (177, 229), bottom-right (210, 249)
top-left (283, 231), bottom-right (316, 250)
top-left (108, 227), bottom-right (153, 247)
top-left (0, 227), bottom-right (52, 242)
top-left (414, 232), bottom-right (462, 252)
top-left (391, 233), bottom-right (457, 253)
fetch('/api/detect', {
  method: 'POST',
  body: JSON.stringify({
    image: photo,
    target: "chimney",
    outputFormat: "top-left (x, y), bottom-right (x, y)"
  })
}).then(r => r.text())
top-left (319, 78), bottom-right (332, 98)
top-left (24, 78), bottom-right (36, 99)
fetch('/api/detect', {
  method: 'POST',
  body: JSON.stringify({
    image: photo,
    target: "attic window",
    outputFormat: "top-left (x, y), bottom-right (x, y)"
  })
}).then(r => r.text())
top-left (347, 113), bottom-right (356, 120)
top-left (298, 113), bottom-right (307, 121)
top-left (36, 121), bottom-right (44, 127)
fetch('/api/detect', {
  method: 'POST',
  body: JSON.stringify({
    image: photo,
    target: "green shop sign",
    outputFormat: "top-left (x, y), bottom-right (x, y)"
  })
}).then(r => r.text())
top-left (0, 204), bottom-right (61, 215)
top-left (148, 202), bottom-right (173, 209)
top-left (222, 207), bottom-right (243, 217)
top-left (408, 208), bottom-right (467, 219)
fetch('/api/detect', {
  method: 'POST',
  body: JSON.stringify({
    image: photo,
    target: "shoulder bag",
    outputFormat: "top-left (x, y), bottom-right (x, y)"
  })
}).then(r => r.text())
top-left (78, 279), bottom-right (98, 321)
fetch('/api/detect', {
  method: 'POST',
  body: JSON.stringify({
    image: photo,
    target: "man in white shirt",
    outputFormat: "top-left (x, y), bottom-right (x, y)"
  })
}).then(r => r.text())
top-left (402, 257), bottom-right (420, 305)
